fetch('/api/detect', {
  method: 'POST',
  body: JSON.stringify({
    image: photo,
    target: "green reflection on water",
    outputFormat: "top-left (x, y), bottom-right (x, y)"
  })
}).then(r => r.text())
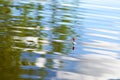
top-left (0, 0), bottom-right (77, 79)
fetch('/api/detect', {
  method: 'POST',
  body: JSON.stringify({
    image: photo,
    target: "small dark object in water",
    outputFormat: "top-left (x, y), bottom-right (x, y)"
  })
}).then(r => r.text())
top-left (72, 37), bottom-right (76, 45)
top-left (72, 46), bottom-right (75, 50)
top-left (72, 37), bottom-right (75, 42)
top-left (72, 37), bottom-right (76, 50)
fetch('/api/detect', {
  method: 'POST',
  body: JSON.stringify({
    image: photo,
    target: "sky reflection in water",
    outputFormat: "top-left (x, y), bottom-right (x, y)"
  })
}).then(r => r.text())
top-left (0, 0), bottom-right (120, 80)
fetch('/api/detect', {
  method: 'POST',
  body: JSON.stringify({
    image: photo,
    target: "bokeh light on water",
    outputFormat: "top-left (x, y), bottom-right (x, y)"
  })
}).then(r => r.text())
top-left (0, 0), bottom-right (120, 80)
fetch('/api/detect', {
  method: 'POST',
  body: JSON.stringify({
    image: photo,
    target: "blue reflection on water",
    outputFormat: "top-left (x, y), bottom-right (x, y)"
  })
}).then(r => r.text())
top-left (0, 0), bottom-right (120, 80)
top-left (19, 0), bottom-right (120, 79)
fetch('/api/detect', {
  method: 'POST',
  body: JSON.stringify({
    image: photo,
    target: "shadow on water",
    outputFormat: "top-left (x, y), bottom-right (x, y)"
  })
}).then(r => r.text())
top-left (0, 0), bottom-right (120, 80)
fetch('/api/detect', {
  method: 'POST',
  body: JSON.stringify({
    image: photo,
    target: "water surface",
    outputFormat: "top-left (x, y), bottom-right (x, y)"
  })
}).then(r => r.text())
top-left (0, 0), bottom-right (120, 80)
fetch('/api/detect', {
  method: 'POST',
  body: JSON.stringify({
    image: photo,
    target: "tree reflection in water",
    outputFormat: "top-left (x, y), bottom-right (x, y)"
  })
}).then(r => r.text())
top-left (0, 0), bottom-right (120, 80)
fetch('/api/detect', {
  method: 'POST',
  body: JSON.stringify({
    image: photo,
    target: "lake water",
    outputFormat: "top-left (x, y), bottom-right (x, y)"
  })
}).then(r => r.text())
top-left (0, 0), bottom-right (120, 80)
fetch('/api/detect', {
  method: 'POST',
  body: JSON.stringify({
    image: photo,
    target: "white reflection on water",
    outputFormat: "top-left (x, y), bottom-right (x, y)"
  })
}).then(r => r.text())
top-left (82, 40), bottom-right (120, 51)
top-left (79, 54), bottom-right (120, 79)
top-left (55, 54), bottom-right (120, 80)
top-left (35, 57), bottom-right (46, 67)
top-left (86, 28), bottom-right (119, 34)
top-left (87, 33), bottom-right (119, 40)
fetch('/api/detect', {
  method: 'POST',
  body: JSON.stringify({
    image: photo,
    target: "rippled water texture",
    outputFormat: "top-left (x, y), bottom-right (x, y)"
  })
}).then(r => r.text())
top-left (0, 0), bottom-right (120, 80)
